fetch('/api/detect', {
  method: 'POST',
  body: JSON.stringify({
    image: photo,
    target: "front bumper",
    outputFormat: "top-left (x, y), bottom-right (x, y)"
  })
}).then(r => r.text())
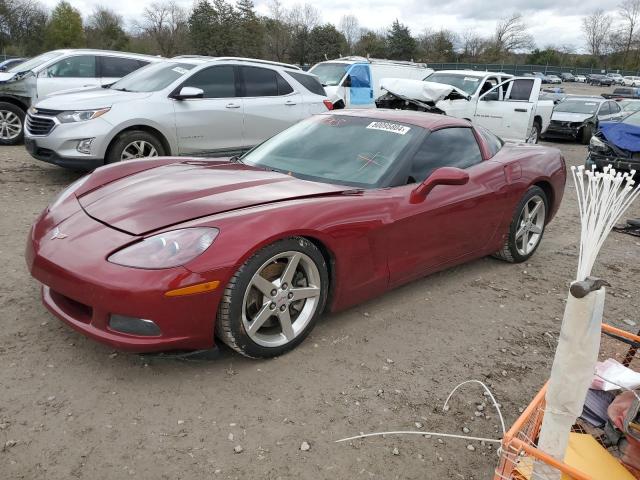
top-left (25, 116), bottom-right (113, 171)
top-left (542, 122), bottom-right (581, 139)
top-left (26, 208), bottom-right (231, 352)
top-left (587, 153), bottom-right (640, 173)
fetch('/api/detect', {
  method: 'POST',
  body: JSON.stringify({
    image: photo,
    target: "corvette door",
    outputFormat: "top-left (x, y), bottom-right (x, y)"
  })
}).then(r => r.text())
top-left (474, 77), bottom-right (541, 142)
top-left (172, 65), bottom-right (245, 155)
top-left (387, 127), bottom-right (507, 285)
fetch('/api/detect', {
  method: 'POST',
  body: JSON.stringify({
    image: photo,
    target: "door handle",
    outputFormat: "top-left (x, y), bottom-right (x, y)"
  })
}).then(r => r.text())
top-left (285, 100), bottom-right (297, 106)
top-left (514, 108), bottom-right (528, 112)
top-left (225, 103), bottom-right (240, 109)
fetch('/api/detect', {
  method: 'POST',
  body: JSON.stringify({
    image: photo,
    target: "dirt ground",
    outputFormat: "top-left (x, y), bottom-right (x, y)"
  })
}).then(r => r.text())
top-left (1, 90), bottom-right (640, 479)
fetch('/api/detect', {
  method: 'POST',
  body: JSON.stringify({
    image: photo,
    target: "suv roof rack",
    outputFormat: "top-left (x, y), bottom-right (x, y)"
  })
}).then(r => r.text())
top-left (212, 57), bottom-right (301, 70)
top-left (334, 56), bottom-right (428, 68)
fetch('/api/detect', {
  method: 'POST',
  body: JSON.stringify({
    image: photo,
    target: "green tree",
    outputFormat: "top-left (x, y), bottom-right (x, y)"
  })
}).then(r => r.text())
top-left (526, 48), bottom-right (563, 66)
top-left (307, 24), bottom-right (347, 64)
top-left (386, 20), bottom-right (416, 60)
top-left (236, 0), bottom-right (263, 58)
top-left (85, 7), bottom-right (129, 50)
top-left (188, 0), bottom-right (216, 54)
top-left (45, 1), bottom-right (84, 49)
top-left (354, 30), bottom-right (387, 58)
top-left (188, 0), bottom-right (237, 56)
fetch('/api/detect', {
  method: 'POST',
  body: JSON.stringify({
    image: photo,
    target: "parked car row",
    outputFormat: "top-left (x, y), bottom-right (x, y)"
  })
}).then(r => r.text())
top-left (25, 56), bottom-right (331, 170)
top-left (0, 49), bottom-right (162, 145)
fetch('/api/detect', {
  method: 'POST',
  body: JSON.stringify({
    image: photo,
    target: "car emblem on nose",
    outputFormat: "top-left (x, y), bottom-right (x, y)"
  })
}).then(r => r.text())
top-left (50, 227), bottom-right (68, 240)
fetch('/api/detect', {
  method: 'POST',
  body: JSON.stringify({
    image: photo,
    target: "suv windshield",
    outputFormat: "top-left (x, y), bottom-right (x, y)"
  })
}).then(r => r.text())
top-left (242, 115), bottom-right (422, 188)
top-left (308, 63), bottom-right (349, 86)
top-left (110, 62), bottom-right (196, 92)
top-left (554, 100), bottom-right (600, 115)
top-left (8, 51), bottom-right (63, 73)
top-left (423, 72), bottom-right (482, 95)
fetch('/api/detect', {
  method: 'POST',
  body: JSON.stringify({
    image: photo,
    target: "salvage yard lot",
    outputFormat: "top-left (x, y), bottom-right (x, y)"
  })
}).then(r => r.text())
top-left (1, 107), bottom-right (639, 478)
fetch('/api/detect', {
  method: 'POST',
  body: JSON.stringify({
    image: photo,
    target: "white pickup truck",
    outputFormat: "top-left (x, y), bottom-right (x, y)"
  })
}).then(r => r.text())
top-left (375, 69), bottom-right (554, 144)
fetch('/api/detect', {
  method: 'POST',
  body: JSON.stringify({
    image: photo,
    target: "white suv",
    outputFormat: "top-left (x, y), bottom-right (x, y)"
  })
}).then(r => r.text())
top-left (0, 49), bottom-right (160, 145)
top-left (24, 57), bottom-right (331, 171)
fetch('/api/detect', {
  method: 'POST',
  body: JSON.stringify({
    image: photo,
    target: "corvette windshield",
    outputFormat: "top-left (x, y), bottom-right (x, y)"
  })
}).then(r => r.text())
top-left (242, 115), bottom-right (422, 188)
top-left (554, 100), bottom-right (599, 115)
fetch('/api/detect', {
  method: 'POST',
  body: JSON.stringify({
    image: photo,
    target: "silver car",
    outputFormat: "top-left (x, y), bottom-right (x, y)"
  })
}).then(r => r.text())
top-left (24, 57), bottom-right (331, 170)
top-left (0, 49), bottom-right (160, 145)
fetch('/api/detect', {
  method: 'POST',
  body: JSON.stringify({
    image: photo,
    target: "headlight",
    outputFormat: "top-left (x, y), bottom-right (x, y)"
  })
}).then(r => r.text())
top-left (589, 135), bottom-right (608, 151)
top-left (57, 108), bottom-right (110, 123)
top-left (49, 175), bottom-right (89, 210)
top-left (108, 228), bottom-right (219, 269)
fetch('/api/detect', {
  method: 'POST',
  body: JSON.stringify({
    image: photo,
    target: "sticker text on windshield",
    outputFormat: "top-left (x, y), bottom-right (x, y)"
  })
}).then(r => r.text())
top-left (366, 121), bottom-right (411, 135)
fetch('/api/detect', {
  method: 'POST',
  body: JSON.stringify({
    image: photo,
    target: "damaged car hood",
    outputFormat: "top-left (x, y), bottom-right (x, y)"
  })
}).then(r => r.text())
top-left (78, 161), bottom-right (349, 235)
top-left (599, 121), bottom-right (640, 152)
top-left (380, 78), bottom-right (469, 103)
top-left (551, 112), bottom-right (594, 123)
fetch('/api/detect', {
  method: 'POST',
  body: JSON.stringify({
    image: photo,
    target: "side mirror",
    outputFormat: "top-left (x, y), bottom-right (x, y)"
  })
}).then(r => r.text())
top-left (410, 167), bottom-right (470, 204)
top-left (172, 86), bottom-right (204, 100)
top-left (342, 75), bottom-right (352, 88)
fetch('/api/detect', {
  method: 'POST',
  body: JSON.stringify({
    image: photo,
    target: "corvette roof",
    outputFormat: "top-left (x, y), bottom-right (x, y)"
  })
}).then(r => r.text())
top-left (324, 108), bottom-right (471, 130)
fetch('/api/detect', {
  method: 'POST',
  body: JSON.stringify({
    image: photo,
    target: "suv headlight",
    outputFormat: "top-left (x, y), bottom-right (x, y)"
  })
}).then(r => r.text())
top-left (108, 228), bottom-right (219, 269)
top-left (57, 108), bottom-right (110, 123)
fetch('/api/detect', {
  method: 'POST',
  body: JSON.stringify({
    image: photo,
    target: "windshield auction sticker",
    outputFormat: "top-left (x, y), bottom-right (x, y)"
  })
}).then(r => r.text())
top-left (172, 67), bottom-right (189, 75)
top-left (366, 121), bottom-right (411, 135)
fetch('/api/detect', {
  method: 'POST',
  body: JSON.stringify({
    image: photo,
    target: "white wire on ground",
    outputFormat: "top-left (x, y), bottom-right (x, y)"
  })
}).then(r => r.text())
top-left (335, 380), bottom-right (504, 445)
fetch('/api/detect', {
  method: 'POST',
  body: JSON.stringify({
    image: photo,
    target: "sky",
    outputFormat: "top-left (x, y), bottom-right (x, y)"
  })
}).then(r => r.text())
top-left (40, 0), bottom-right (617, 54)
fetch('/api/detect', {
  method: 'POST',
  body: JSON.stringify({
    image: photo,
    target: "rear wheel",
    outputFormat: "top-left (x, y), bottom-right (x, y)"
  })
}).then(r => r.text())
top-left (526, 121), bottom-right (541, 144)
top-left (216, 237), bottom-right (329, 358)
top-left (493, 186), bottom-right (548, 263)
top-left (0, 102), bottom-right (25, 145)
top-left (106, 130), bottom-right (165, 164)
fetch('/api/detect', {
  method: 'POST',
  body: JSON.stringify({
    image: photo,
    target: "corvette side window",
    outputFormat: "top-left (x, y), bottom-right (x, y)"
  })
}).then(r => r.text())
top-left (409, 128), bottom-right (482, 183)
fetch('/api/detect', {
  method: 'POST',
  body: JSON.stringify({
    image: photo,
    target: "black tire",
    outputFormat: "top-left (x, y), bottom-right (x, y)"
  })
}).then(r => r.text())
top-left (493, 186), bottom-right (548, 263)
top-left (581, 124), bottom-right (593, 145)
top-left (529, 121), bottom-right (541, 144)
top-left (333, 100), bottom-right (345, 110)
top-left (216, 237), bottom-right (329, 358)
top-left (0, 102), bottom-right (25, 146)
top-left (105, 130), bottom-right (166, 164)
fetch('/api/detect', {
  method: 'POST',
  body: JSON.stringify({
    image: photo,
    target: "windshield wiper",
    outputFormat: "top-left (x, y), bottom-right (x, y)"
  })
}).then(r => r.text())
top-left (229, 155), bottom-right (243, 164)
top-left (112, 87), bottom-right (131, 92)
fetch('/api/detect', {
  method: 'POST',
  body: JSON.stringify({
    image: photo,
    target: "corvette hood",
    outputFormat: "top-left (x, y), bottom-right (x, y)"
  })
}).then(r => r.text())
top-left (551, 111), bottom-right (594, 123)
top-left (78, 161), bottom-right (349, 235)
top-left (35, 89), bottom-right (152, 110)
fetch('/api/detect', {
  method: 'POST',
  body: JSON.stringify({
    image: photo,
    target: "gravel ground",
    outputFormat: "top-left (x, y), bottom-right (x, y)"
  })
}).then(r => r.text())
top-left (1, 91), bottom-right (639, 479)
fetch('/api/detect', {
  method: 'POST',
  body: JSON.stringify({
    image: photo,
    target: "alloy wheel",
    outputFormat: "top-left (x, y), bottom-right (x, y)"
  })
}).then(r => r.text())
top-left (0, 110), bottom-right (22, 140)
top-left (526, 124), bottom-right (539, 144)
top-left (515, 195), bottom-right (546, 256)
top-left (242, 251), bottom-right (322, 348)
top-left (120, 140), bottom-right (158, 161)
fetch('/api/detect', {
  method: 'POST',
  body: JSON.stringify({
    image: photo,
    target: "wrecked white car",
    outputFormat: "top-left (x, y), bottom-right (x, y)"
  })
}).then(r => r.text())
top-left (375, 70), bottom-right (554, 144)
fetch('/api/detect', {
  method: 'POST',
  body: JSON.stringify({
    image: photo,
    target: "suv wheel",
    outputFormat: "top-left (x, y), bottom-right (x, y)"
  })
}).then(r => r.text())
top-left (106, 130), bottom-right (166, 164)
top-left (0, 102), bottom-right (25, 146)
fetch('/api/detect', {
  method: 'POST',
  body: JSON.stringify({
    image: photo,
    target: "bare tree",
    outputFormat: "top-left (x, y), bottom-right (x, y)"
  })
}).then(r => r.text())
top-left (339, 14), bottom-right (360, 53)
top-left (264, 0), bottom-right (291, 61)
top-left (493, 14), bottom-right (534, 54)
top-left (582, 10), bottom-right (612, 57)
top-left (618, 0), bottom-right (640, 66)
top-left (460, 30), bottom-right (486, 60)
top-left (138, 1), bottom-right (187, 57)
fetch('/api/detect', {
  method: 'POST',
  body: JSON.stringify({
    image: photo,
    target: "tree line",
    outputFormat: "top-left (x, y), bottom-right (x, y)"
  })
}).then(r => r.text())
top-left (2, 0), bottom-right (640, 71)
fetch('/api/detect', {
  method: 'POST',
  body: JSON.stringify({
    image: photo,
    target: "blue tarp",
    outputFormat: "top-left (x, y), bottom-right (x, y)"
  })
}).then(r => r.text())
top-left (599, 121), bottom-right (640, 152)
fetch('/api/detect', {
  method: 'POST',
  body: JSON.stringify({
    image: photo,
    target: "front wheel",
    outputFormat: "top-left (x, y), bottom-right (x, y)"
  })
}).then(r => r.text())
top-left (581, 124), bottom-right (593, 145)
top-left (216, 237), bottom-right (329, 358)
top-left (493, 186), bottom-right (548, 263)
top-left (0, 102), bottom-right (25, 146)
top-left (106, 130), bottom-right (165, 164)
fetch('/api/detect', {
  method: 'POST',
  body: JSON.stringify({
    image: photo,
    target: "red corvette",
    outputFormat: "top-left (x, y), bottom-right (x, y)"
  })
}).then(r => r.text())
top-left (26, 110), bottom-right (566, 358)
